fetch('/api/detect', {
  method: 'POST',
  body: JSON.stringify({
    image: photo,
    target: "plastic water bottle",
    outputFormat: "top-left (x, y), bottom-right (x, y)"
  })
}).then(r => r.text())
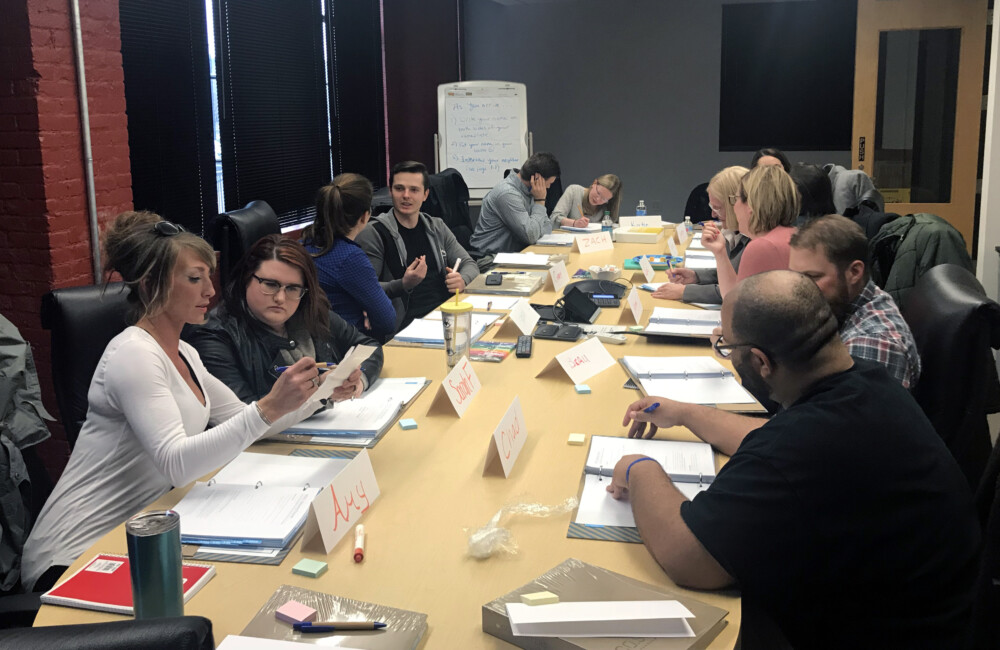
top-left (684, 215), bottom-right (693, 234)
top-left (636, 200), bottom-right (646, 216)
top-left (602, 210), bottom-right (614, 240)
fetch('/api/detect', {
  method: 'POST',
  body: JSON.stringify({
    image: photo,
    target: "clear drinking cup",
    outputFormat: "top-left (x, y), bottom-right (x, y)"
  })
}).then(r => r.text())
top-left (440, 301), bottom-right (473, 367)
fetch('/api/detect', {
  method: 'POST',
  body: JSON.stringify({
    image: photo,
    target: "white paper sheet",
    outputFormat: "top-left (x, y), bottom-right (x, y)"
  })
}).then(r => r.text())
top-left (644, 307), bottom-right (721, 337)
top-left (622, 356), bottom-right (756, 405)
top-left (506, 600), bottom-right (695, 638)
top-left (559, 223), bottom-right (603, 233)
top-left (536, 233), bottom-right (576, 246)
top-left (683, 257), bottom-right (717, 269)
top-left (394, 313), bottom-right (499, 345)
top-left (173, 483), bottom-right (316, 546)
top-left (308, 344), bottom-right (377, 407)
top-left (218, 636), bottom-right (364, 650)
top-left (210, 452), bottom-right (350, 490)
top-left (493, 252), bottom-right (552, 268)
top-left (285, 377), bottom-right (426, 436)
top-left (457, 295), bottom-right (520, 310)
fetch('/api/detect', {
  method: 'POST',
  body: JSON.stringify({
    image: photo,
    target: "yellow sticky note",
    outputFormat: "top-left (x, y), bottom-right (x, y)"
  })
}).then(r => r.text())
top-left (567, 433), bottom-right (586, 446)
top-left (521, 591), bottom-right (559, 605)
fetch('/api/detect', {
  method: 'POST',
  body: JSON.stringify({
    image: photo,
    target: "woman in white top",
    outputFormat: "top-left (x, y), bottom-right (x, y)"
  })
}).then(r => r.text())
top-left (22, 211), bottom-right (321, 591)
top-left (549, 174), bottom-right (623, 228)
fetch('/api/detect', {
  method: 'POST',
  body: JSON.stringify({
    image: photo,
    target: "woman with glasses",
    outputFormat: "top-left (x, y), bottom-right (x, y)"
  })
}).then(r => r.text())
top-left (304, 173), bottom-right (397, 341)
top-left (549, 174), bottom-right (623, 228)
top-left (652, 166), bottom-right (750, 303)
top-left (702, 165), bottom-right (799, 299)
top-left (186, 234), bottom-right (383, 403)
top-left (23, 212), bottom-right (321, 592)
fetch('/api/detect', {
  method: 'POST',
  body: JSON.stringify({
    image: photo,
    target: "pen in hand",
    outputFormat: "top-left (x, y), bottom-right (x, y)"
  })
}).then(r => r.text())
top-left (275, 362), bottom-right (337, 373)
top-left (643, 402), bottom-right (661, 414)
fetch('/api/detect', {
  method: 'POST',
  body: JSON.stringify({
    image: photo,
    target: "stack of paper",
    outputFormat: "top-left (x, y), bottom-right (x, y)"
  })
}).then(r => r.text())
top-left (558, 223), bottom-right (602, 233)
top-left (281, 377), bottom-right (427, 446)
top-left (643, 306), bottom-right (721, 337)
top-left (682, 249), bottom-right (716, 269)
top-left (535, 233), bottom-right (575, 247)
top-left (391, 312), bottom-right (500, 347)
top-left (493, 252), bottom-right (558, 268)
top-left (507, 600), bottom-right (696, 638)
top-left (620, 356), bottom-right (755, 405)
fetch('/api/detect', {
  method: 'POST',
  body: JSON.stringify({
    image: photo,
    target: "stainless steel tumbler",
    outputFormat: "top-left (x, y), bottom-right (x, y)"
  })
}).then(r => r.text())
top-left (125, 510), bottom-right (183, 619)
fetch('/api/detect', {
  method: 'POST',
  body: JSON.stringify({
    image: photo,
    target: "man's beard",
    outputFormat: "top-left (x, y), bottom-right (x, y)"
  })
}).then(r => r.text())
top-left (828, 275), bottom-right (854, 325)
top-left (733, 355), bottom-right (776, 413)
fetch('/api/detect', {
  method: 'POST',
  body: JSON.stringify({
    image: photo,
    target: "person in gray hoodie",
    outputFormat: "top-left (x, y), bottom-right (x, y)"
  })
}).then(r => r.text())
top-left (356, 161), bottom-right (479, 331)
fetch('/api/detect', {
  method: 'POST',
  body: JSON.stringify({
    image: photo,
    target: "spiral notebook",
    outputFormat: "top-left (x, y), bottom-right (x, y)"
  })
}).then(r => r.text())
top-left (41, 553), bottom-right (215, 615)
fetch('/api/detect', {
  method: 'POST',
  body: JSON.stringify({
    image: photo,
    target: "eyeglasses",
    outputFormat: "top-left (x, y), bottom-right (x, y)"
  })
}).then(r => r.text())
top-left (713, 334), bottom-right (760, 358)
top-left (152, 221), bottom-right (187, 236)
top-left (252, 275), bottom-right (308, 300)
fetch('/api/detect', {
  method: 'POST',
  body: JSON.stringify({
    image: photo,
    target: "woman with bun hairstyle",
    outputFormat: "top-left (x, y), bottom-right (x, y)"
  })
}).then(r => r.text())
top-left (304, 174), bottom-right (397, 341)
top-left (22, 212), bottom-right (320, 591)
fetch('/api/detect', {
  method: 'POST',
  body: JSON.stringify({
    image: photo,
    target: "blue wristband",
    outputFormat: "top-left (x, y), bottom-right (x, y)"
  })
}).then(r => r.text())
top-left (626, 457), bottom-right (658, 485)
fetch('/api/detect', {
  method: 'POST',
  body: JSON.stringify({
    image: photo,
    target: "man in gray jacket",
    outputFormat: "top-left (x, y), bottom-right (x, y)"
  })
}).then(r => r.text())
top-left (357, 161), bottom-right (479, 331)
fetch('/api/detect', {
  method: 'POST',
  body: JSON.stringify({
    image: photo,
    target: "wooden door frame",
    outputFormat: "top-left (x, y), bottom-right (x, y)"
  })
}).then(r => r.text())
top-left (852, 0), bottom-right (988, 250)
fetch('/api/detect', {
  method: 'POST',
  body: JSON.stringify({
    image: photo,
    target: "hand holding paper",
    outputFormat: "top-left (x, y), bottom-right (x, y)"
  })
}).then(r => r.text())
top-left (310, 345), bottom-right (377, 407)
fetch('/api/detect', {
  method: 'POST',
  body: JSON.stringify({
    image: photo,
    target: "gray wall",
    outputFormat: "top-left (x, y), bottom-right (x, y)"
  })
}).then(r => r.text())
top-left (462, 0), bottom-right (851, 218)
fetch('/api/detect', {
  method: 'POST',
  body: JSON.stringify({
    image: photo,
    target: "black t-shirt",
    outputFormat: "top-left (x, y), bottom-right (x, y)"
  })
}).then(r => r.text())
top-left (397, 219), bottom-right (449, 320)
top-left (680, 360), bottom-right (980, 650)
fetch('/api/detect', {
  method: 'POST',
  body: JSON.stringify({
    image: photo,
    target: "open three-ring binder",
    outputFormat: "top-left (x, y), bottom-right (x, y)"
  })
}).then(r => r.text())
top-left (619, 355), bottom-right (766, 413)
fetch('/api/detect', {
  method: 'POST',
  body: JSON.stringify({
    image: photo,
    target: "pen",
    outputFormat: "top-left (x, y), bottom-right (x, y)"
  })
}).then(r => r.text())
top-left (275, 362), bottom-right (338, 373)
top-left (294, 622), bottom-right (387, 632)
top-left (643, 402), bottom-right (661, 413)
top-left (453, 257), bottom-right (462, 304)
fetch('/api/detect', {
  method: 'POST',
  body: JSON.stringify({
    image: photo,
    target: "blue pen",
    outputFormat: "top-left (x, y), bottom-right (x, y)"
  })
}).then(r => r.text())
top-left (294, 622), bottom-right (387, 632)
top-left (275, 362), bottom-right (338, 373)
top-left (643, 402), bottom-right (661, 414)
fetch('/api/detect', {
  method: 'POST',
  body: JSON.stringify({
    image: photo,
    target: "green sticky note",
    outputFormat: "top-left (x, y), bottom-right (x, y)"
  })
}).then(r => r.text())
top-left (292, 558), bottom-right (328, 578)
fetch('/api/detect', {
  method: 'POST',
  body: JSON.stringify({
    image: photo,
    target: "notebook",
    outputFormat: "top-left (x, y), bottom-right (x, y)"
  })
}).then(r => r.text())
top-left (641, 307), bottom-right (721, 338)
top-left (483, 558), bottom-right (728, 649)
top-left (536, 233), bottom-right (576, 247)
top-left (619, 356), bottom-right (757, 406)
top-left (389, 313), bottom-right (500, 347)
top-left (241, 584), bottom-right (427, 649)
top-left (493, 252), bottom-right (567, 269)
top-left (41, 553), bottom-right (215, 615)
top-left (465, 271), bottom-right (546, 296)
top-left (170, 452), bottom-right (350, 549)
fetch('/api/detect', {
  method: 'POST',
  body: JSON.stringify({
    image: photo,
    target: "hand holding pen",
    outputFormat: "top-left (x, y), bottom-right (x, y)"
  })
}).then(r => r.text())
top-left (623, 396), bottom-right (684, 439)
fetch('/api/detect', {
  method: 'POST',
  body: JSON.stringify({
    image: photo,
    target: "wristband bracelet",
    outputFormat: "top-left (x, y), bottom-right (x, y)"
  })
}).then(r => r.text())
top-left (253, 401), bottom-right (273, 426)
top-left (626, 457), bottom-right (658, 485)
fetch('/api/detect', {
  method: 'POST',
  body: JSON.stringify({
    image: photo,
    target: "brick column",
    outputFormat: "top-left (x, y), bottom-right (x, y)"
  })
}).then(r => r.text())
top-left (0, 0), bottom-right (133, 479)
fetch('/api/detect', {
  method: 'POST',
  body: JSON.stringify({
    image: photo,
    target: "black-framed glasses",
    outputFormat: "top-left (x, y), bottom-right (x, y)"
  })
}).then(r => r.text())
top-left (252, 275), bottom-right (308, 300)
top-left (713, 334), bottom-right (759, 358)
top-left (152, 221), bottom-right (186, 237)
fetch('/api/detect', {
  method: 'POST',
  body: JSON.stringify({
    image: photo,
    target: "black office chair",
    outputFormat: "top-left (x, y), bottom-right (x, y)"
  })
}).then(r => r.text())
top-left (425, 168), bottom-right (473, 251)
top-left (900, 264), bottom-right (1000, 490)
top-left (40, 283), bottom-right (131, 449)
top-left (971, 438), bottom-right (1000, 649)
top-left (210, 200), bottom-right (280, 288)
top-left (683, 182), bottom-right (713, 223)
top-left (0, 615), bottom-right (214, 649)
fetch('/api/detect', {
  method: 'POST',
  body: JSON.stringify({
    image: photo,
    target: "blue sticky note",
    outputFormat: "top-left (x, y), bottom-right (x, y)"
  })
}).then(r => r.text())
top-left (399, 418), bottom-right (418, 430)
top-left (574, 384), bottom-right (591, 394)
top-left (292, 558), bottom-right (328, 578)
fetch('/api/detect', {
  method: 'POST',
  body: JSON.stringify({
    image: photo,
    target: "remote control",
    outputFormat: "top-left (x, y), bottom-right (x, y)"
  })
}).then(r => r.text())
top-left (515, 335), bottom-right (533, 358)
top-left (594, 332), bottom-right (627, 345)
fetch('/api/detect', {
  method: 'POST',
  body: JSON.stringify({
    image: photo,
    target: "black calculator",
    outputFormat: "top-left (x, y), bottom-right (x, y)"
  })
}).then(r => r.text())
top-left (590, 293), bottom-right (621, 308)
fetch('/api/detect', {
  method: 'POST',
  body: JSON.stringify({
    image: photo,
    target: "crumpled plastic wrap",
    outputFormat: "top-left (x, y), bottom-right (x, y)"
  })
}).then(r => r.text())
top-left (466, 496), bottom-right (578, 559)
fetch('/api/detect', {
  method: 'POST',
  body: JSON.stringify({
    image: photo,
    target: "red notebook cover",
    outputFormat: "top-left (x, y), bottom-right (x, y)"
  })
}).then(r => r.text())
top-left (41, 553), bottom-right (216, 615)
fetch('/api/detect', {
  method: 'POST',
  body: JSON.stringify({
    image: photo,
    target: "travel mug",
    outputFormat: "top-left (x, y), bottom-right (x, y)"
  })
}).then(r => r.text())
top-left (125, 510), bottom-right (183, 619)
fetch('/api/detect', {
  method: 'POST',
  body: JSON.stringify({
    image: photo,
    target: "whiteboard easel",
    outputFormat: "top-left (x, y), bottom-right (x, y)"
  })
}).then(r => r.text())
top-left (435, 81), bottom-right (532, 200)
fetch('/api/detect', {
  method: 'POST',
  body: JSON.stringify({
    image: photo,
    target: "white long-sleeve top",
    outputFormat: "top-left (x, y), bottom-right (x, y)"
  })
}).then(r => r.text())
top-left (22, 327), bottom-right (304, 589)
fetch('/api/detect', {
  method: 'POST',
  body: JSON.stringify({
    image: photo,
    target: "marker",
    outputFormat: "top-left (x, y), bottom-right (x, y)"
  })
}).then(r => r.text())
top-left (275, 362), bottom-right (337, 373)
top-left (353, 524), bottom-right (366, 563)
top-left (643, 402), bottom-right (661, 414)
top-left (453, 257), bottom-right (462, 304)
top-left (293, 622), bottom-right (387, 633)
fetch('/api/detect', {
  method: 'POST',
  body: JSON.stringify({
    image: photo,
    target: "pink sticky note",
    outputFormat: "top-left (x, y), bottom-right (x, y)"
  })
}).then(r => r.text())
top-left (275, 600), bottom-right (317, 625)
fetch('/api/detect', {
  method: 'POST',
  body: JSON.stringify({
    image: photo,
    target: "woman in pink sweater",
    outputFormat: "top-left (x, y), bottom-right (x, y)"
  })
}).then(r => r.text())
top-left (702, 164), bottom-right (799, 299)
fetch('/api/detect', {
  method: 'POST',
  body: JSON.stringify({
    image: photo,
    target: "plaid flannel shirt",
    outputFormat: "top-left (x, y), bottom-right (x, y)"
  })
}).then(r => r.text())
top-left (841, 280), bottom-right (921, 389)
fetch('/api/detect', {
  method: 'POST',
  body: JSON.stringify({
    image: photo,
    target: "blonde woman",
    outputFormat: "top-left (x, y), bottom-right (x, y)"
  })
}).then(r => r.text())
top-left (653, 166), bottom-right (750, 303)
top-left (23, 212), bottom-right (320, 591)
top-left (550, 174), bottom-right (623, 228)
top-left (703, 165), bottom-right (799, 299)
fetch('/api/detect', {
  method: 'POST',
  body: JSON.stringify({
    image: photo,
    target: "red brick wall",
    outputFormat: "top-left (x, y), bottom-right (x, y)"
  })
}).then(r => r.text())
top-left (0, 0), bottom-right (132, 479)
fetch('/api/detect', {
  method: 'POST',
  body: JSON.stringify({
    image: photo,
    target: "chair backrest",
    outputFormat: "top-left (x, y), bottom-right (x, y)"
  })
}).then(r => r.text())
top-left (40, 283), bottom-right (131, 449)
top-left (971, 438), bottom-right (1000, 649)
top-left (424, 168), bottom-right (472, 250)
top-left (210, 200), bottom-right (280, 288)
top-left (0, 615), bottom-right (213, 648)
top-left (684, 182), bottom-right (712, 223)
top-left (900, 264), bottom-right (1000, 488)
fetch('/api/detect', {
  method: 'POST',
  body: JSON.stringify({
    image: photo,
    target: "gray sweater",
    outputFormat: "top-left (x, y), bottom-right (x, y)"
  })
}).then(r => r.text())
top-left (550, 184), bottom-right (603, 227)
top-left (470, 172), bottom-right (552, 254)
top-left (682, 231), bottom-right (750, 304)
top-left (356, 209), bottom-right (479, 329)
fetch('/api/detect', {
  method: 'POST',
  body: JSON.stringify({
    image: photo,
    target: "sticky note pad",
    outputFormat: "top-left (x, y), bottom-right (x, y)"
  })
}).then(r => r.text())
top-left (574, 384), bottom-right (591, 394)
top-left (567, 433), bottom-right (586, 446)
top-left (521, 591), bottom-right (559, 606)
top-left (292, 558), bottom-right (328, 578)
top-left (275, 600), bottom-right (317, 624)
top-left (628, 325), bottom-right (644, 332)
top-left (399, 418), bottom-right (418, 430)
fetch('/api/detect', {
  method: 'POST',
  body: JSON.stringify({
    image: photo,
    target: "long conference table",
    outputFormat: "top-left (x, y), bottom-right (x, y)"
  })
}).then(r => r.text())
top-left (34, 230), bottom-right (742, 648)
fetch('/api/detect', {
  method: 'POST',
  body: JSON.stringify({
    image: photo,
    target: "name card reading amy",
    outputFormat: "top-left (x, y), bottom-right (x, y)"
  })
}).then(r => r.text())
top-left (301, 448), bottom-right (380, 554)
top-left (483, 396), bottom-right (528, 477)
top-left (544, 260), bottom-right (569, 292)
top-left (573, 231), bottom-right (614, 254)
top-left (427, 355), bottom-right (481, 417)
top-left (535, 336), bottom-right (617, 385)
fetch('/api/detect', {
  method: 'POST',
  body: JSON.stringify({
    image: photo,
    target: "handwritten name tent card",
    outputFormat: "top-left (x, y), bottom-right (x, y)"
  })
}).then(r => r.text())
top-left (666, 237), bottom-right (680, 259)
top-left (427, 356), bottom-right (481, 417)
top-left (543, 260), bottom-right (569, 292)
top-left (639, 254), bottom-right (656, 283)
top-left (675, 224), bottom-right (689, 245)
top-left (301, 449), bottom-right (380, 554)
top-left (483, 396), bottom-right (527, 477)
top-left (618, 287), bottom-right (645, 325)
top-left (493, 299), bottom-right (541, 339)
top-left (573, 231), bottom-right (614, 254)
top-left (535, 336), bottom-right (617, 385)
top-left (619, 215), bottom-right (664, 228)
